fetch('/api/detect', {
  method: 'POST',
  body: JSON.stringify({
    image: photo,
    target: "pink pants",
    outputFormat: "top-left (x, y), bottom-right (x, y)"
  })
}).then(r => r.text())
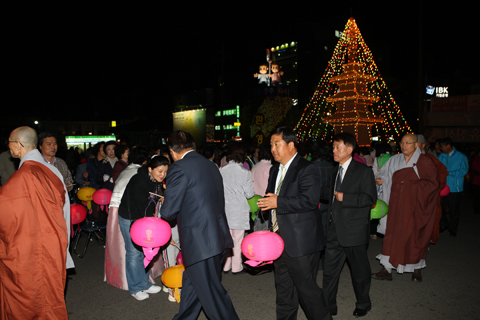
top-left (223, 229), bottom-right (245, 273)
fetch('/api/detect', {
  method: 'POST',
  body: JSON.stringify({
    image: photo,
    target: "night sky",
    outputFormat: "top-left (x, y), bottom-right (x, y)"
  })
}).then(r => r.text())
top-left (5, 3), bottom-right (478, 129)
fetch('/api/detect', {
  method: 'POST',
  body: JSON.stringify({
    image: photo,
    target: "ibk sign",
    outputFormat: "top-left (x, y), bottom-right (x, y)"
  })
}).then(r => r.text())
top-left (426, 85), bottom-right (448, 98)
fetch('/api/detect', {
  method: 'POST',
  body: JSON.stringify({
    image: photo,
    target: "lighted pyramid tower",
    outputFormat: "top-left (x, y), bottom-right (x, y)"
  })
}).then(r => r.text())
top-left (295, 18), bottom-right (411, 145)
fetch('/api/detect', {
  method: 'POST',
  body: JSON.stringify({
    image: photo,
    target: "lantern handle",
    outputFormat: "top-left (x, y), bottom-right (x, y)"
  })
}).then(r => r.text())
top-left (149, 192), bottom-right (164, 198)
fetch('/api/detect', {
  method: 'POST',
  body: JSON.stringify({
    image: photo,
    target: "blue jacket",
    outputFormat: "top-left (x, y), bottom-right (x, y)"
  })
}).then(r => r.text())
top-left (438, 147), bottom-right (469, 193)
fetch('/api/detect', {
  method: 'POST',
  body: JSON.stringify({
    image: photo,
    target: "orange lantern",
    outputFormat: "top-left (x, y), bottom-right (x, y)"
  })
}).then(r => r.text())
top-left (161, 265), bottom-right (185, 303)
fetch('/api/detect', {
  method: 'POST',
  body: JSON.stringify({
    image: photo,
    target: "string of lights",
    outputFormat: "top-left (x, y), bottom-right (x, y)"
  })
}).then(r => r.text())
top-left (295, 17), bottom-right (411, 144)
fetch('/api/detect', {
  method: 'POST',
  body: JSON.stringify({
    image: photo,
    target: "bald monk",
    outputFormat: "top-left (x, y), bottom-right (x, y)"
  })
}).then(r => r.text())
top-left (372, 133), bottom-right (439, 282)
top-left (0, 126), bottom-right (73, 319)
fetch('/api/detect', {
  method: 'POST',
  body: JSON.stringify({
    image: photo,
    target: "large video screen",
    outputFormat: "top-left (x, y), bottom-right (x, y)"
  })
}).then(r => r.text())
top-left (173, 109), bottom-right (206, 147)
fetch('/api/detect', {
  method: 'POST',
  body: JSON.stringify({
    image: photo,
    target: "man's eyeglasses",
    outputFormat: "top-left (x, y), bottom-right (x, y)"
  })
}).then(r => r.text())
top-left (5, 140), bottom-right (24, 147)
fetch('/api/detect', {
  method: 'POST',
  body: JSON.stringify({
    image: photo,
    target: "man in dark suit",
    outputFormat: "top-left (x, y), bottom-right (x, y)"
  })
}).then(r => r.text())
top-left (322, 132), bottom-right (377, 317)
top-left (258, 126), bottom-right (331, 320)
top-left (160, 130), bottom-right (239, 320)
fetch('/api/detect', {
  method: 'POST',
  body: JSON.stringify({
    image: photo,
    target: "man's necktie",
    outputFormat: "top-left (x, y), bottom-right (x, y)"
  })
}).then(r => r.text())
top-left (335, 166), bottom-right (343, 193)
top-left (272, 166), bottom-right (286, 233)
top-left (331, 166), bottom-right (343, 222)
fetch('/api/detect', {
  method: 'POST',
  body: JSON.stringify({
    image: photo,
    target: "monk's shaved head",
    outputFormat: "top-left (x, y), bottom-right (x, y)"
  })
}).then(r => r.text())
top-left (11, 126), bottom-right (37, 151)
top-left (402, 133), bottom-right (418, 143)
top-left (400, 133), bottom-right (418, 158)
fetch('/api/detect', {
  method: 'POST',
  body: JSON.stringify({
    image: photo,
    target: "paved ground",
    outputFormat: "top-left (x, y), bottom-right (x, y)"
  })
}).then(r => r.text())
top-left (65, 195), bottom-right (479, 320)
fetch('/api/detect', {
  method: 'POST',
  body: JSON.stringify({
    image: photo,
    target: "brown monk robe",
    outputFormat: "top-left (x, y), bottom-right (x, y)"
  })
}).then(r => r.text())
top-left (0, 161), bottom-right (68, 320)
top-left (424, 153), bottom-right (448, 244)
top-left (381, 154), bottom-right (440, 269)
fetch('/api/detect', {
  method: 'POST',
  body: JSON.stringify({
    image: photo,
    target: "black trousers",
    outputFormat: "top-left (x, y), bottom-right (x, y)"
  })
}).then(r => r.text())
top-left (323, 222), bottom-right (371, 314)
top-left (173, 252), bottom-right (239, 320)
top-left (274, 248), bottom-right (331, 320)
top-left (440, 192), bottom-right (463, 233)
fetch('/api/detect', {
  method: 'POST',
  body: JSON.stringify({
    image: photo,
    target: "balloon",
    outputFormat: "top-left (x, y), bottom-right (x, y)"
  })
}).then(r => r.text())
top-left (176, 252), bottom-right (183, 265)
top-left (440, 185), bottom-right (450, 197)
top-left (77, 187), bottom-right (96, 211)
top-left (371, 199), bottom-right (389, 220)
top-left (130, 217), bottom-right (172, 268)
top-left (92, 188), bottom-right (113, 211)
top-left (241, 231), bottom-right (284, 267)
top-left (161, 265), bottom-right (185, 303)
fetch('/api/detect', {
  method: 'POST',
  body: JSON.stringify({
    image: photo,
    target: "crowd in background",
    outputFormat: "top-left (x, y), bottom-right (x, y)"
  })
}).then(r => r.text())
top-left (1, 134), bottom-right (479, 218)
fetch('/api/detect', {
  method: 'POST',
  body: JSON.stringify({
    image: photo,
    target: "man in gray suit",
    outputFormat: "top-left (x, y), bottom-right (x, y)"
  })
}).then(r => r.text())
top-left (160, 130), bottom-right (239, 320)
top-left (323, 132), bottom-right (377, 317)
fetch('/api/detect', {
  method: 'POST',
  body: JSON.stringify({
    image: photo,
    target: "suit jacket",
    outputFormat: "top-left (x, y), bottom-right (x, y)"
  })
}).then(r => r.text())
top-left (328, 159), bottom-right (377, 247)
top-left (266, 154), bottom-right (325, 258)
top-left (160, 151), bottom-right (233, 267)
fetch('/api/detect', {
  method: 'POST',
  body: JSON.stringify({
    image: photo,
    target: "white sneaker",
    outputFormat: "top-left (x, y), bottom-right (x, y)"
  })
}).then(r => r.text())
top-left (132, 291), bottom-right (149, 301)
top-left (145, 285), bottom-right (161, 294)
top-left (168, 294), bottom-right (176, 302)
top-left (163, 285), bottom-right (169, 293)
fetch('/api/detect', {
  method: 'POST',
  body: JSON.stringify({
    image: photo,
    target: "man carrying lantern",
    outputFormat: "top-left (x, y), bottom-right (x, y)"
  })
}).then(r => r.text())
top-left (257, 126), bottom-right (331, 320)
top-left (372, 133), bottom-right (440, 282)
top-left (160, 130), bottom-right (239, 320)
top-left (0, 126), bottom-right (73, 320)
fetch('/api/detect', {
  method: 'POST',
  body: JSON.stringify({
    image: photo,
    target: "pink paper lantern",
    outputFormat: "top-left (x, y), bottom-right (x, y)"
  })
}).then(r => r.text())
top-left (241, 231), bottom-right (284, 267)
top-left (130, 217), bottom-right (172, 268)
top-left (440, 185), bottom-right (450, 197)
top-left (71, 204), bottom-right (87, 225)
top-left (70, 203), bottom-right (87, 237)
top-left (93, 188), bottom-right (113, 211)
top-left (176, 252), bottom-right (183, 265)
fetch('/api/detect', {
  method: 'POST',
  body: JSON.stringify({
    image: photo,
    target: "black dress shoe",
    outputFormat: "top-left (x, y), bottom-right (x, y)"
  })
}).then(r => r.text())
top-left (450, 231), bottom-right (457, 237)
top-left (439, 226), bottom-right (447, 233)
top-left (353, 306), bottom-right (371, 317)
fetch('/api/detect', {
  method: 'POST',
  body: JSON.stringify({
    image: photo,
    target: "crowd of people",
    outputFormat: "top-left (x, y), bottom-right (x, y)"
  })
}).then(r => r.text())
top-left (0, 125), bottom-right (478, 319)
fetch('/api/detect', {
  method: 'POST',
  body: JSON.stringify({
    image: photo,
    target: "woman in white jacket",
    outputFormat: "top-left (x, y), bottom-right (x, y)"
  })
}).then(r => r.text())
top-left (219, 142), bottom-right (255, 274)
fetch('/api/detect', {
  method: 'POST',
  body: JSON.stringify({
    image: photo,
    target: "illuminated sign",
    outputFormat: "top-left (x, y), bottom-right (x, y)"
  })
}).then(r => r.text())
top-left (66, 136), bottom-right (116, 143)
top-left (426, 86), bottom-right (448, 98)
top-left (436, 87), bottom-right (448, 98)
